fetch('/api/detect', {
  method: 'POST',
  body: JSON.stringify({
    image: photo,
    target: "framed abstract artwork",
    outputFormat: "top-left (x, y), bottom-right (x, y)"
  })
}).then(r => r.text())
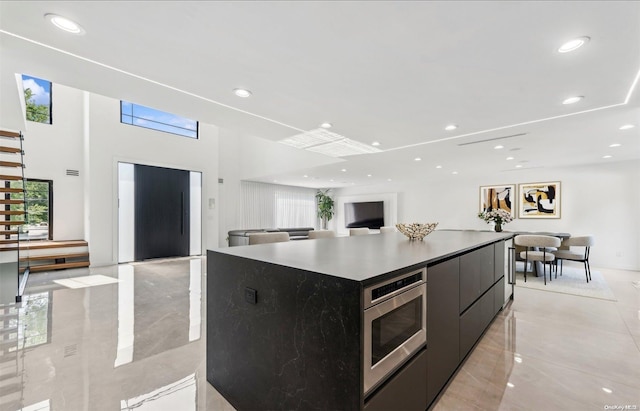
top-left (479, 184), bottom-right (516, 218)
top-left (518, 181), bottom-right (561, 219)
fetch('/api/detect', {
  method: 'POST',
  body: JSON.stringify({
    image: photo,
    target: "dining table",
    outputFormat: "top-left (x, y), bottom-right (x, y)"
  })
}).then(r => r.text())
top-left (509, 231), bottom-right (571, 277)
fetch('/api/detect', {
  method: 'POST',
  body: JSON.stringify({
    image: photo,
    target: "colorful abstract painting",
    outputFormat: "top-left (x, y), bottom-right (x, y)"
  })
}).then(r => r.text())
top-left (518, 181), bottom-right (561, 218)
top-left (479, 185), bottom-right (515, 218)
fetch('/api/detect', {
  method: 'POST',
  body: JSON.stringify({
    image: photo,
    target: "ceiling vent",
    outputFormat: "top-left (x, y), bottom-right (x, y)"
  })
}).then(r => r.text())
top-left (66, 169), bottom-right (80, 176)
top-left (280, 128), bottom-right (382, 157)
top-left (458, 133), bottom-right (528, 146)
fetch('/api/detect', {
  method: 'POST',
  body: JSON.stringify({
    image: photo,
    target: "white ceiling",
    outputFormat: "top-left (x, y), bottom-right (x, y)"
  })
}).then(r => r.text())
top-left (1, 1), bottom-right (639, 188)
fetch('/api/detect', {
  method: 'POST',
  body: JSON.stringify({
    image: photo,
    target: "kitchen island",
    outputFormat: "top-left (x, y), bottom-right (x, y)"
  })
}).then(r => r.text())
top-left (207, 230), bottom-right (514, 410)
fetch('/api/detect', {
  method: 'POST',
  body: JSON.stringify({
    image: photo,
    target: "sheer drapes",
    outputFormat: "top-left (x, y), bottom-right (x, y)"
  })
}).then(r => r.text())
top-left (241, 181), bottom-right (316, 228)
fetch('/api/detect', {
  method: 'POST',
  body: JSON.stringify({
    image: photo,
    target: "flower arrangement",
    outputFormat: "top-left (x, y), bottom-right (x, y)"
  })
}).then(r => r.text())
top-left (477, 209), bottom-right (513, 232)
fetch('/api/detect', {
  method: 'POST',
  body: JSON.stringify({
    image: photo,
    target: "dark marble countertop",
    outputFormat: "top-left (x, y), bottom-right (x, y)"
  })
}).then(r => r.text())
top-left (211, 230), bottom-right (513, 283)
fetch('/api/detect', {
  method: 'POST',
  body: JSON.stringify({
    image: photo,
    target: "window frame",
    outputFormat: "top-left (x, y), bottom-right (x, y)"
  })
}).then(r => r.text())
top-left (120, 101), bottom-right (199, 139)
top-left (6, 178), bottom-right (54, 241)
top-left (22, 74), bottom-right (53, 125)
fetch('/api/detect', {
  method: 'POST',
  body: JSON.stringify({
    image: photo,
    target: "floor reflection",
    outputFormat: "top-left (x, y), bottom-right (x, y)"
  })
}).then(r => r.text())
top-left (1, 257), bottom-right (232, 411)
top-left (120, 373), bottom-right (196, 411)
top-left (4, 261), bottom-right (638, 411)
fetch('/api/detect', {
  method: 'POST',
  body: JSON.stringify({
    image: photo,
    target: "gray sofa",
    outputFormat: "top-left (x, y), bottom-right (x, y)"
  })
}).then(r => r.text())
top-left (228, 227), bottom-right (315, 246)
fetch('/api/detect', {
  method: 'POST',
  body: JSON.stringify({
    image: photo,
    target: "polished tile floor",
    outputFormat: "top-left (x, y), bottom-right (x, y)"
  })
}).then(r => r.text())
top-left (0, 259), bottom-right (638, 410)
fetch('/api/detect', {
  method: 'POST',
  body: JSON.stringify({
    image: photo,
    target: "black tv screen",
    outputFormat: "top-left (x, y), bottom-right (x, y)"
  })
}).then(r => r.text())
top-left (344, 201), bottom-right (384, 229)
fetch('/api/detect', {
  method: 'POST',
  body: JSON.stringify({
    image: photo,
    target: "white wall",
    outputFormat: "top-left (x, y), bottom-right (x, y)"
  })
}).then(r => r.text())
top-left (5, 81), bottom-right (220, 266)
top-left (335, 160), bottom-right (640, 270)
top-left (21, 83), bottom-right (85, 240)
top-left (87, 93), bottom-right (219, 266)
top-left (217, 128), bottom-right (341, 247)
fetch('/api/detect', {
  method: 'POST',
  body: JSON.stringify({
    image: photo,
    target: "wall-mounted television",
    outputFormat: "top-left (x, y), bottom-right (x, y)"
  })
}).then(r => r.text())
top-left (344, 201), bottom-right (384, 229)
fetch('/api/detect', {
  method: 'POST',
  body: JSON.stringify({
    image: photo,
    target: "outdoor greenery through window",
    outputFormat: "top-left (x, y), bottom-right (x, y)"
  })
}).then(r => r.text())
top-left (13, 292), bottom-right (51, 350)
top-left (120, 101), bottom-right (198, 139)
top-left (8, 179), bottom-right (53, 240)
top-left (22, 74), bottom-right (52, 124)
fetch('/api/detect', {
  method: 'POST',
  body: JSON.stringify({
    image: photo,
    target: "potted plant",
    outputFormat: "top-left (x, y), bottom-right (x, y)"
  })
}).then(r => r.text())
top-left (316, 189), bottom-right (335, 230)
top-left (478, 209), bottom-right (513, 232)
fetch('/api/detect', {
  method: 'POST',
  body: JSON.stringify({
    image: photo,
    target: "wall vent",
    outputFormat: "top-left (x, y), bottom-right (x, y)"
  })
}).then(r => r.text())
top-left (64, 344), bottom-right (78, 357)
top-left (218, 178), bottom-right (224, 184)
top-left (66, 169), bottom-right (80, 177)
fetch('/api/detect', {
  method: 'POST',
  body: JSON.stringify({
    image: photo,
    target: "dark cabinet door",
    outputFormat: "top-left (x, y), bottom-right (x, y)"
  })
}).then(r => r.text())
top-left (134, 164), bottom-right (190, 261)
top-left (459, 286), bottom-right (494, 360)
top-left (494, 240), bottom-right (505, 283)
top-left (459, 245), bottom-right (494, 313)
top-left (364, 349), bottom-right (427, 411)
top-left (426, 257), bottom-right (460, 406)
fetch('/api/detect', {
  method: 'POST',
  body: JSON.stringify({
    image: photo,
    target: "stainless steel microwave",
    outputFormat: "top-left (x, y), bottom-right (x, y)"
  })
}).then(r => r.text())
top-left (363, 267), bottom-right (427, 395)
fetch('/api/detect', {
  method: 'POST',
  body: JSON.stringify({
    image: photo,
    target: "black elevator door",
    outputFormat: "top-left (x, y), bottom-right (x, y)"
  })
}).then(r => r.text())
top-left (134, 164), bottom-right (190, 261)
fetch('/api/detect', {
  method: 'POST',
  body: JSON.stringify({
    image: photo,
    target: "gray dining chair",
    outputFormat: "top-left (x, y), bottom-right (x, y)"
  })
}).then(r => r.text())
top-left (349, 228), bottom-right (370, 236)
top-left (248, 232), bottom-right (290, 245)
top-left (552, 235), bottom-right (595, 282)
top-left (514, 234), bottom-right (561, 285)
top-left (308, 230), bottom-right (336, 239)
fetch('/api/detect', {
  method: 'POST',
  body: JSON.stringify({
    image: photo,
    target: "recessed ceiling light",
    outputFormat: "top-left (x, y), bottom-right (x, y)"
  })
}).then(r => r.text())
top-left (619, 124), bottom-right (635, 130)
top-left (506, 156), bottom-right (514, 160)
top-left (45, 13), bottom-right (85, 35)
top-left (329, 179), bottom-right (334, 182)
top-left (602, 387), bottom-right (613, 394)
top-left (562, 96), bottom-right (583, 105)
top-left (387, 178), bottom-right (392, 181)
top-left (435, 165), bottom-right (442, 169)
top-left (341, 168), bottom-right (347, 172)
top-left (514, 357), bottom-right (523, 363)
top-left (445, 124), bottom-right (458, 131)
top-left (303, 175), bottom-right (308, 178)
top-left (558, 36), bottom-right (590, 53)
top-left (371, 141), bottom-right (380, 146)
top-left (452, 171), bottom-right (458, 175)
top-left (515, 164), bottom-right (523, 168)
top-left (320, 122), bottom-right (332, 129)
top-left (494, 145), bottom-right (504, 150)
top-left (609, 143), bottom-right (621, 148)
top-left (233, 88), bottom-right (252, 98)
top-left (603, 155), bottom-right (612, 159)
top-left (414, 157), bottom-right (422, 161)
top-left (367, 174), bottom-right (372, 177)
top-left (507, 382), bottom-right (515, 388)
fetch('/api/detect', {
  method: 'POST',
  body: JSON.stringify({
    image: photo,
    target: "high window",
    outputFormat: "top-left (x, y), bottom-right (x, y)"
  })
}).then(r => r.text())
top-left (120, 101), bottom-right (198, 139)
top-left (22, 74), bottom-right (52, 124)
top-left (8, 179), bottom-right (53, 240)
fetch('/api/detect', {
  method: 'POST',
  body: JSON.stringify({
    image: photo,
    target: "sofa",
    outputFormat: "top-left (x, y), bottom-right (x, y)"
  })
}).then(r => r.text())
top-left (228, 227), bottom-right (315, 246)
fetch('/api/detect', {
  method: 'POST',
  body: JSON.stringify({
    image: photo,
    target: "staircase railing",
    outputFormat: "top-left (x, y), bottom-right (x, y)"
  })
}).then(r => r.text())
top-left (0, 129), bottom-right (29, 303)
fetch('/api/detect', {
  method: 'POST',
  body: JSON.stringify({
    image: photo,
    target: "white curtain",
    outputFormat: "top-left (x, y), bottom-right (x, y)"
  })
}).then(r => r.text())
top-left (241, 181), bottom-right (316, 229)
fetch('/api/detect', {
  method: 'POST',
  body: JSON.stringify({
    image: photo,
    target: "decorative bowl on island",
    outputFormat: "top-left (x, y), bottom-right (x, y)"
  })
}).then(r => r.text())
top-left (395, 222), bottom-right (439, 240)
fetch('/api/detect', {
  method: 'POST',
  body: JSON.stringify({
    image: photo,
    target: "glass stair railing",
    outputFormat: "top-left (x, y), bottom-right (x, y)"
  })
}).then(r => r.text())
top-left (0, 129), bottom-right (29, 304)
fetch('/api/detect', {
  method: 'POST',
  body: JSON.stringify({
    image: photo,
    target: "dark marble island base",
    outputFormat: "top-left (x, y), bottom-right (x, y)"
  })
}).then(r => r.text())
top-left (207, 230), bottom-right (514, 410)
top-left (207, 253), bottom-right (362, 410)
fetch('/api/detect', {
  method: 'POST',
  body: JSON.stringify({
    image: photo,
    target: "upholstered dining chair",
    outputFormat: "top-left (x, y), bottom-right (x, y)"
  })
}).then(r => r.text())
top-left (514, 235), bottom-right (561, 285)
top-left (248, 232), bottom-right (290, 245)
top-left (379, 226), bottom-right (395, 233)
top-left (552, 235), bottom-right (595, 282)
top-left (349, 228), bottom-right (370, 236)
top-left (308, 230), bottom-right (337, 239)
